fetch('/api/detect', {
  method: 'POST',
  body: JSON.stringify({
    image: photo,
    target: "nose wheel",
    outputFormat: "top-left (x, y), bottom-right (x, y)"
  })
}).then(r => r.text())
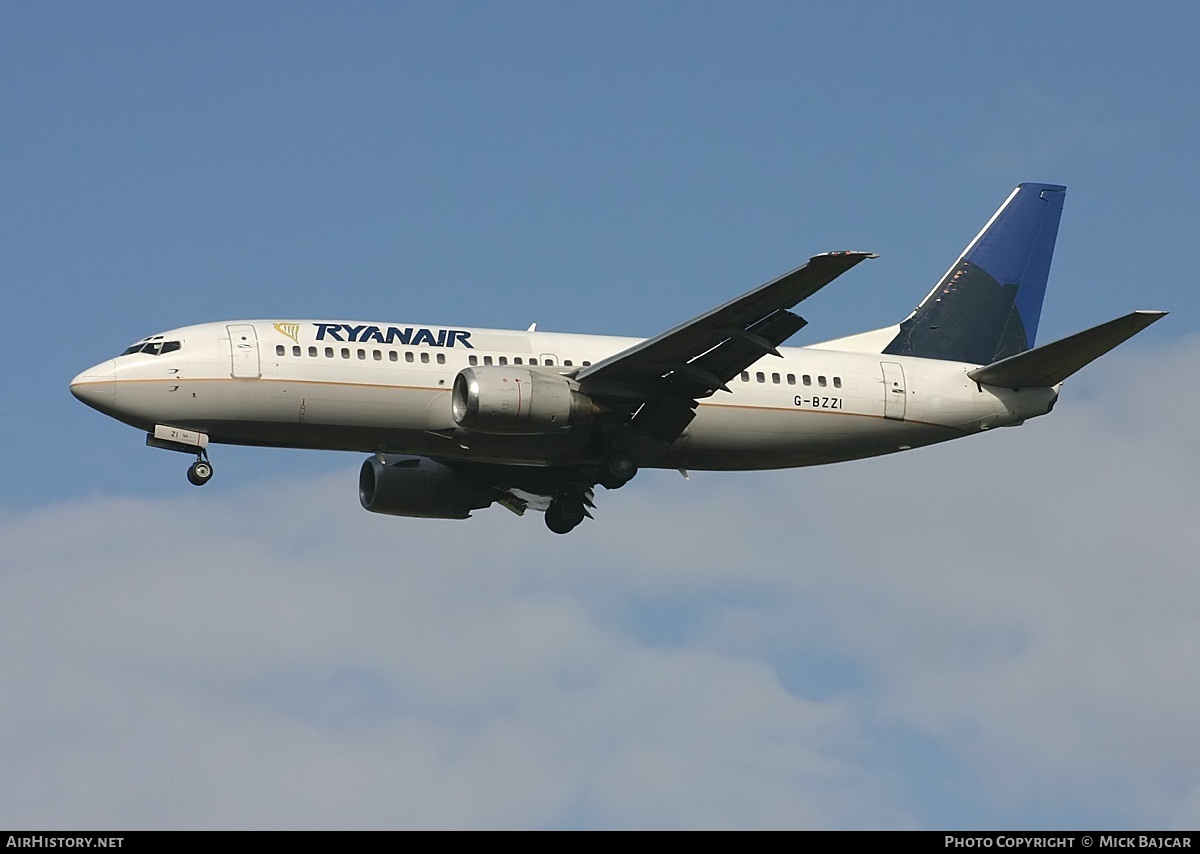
top-left (187, 455), bottom-right (213, 486)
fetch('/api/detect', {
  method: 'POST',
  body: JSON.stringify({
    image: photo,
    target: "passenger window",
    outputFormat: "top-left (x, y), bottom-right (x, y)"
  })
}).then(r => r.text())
top-left (437, 353), bottom-right (446, 364)
top-left (787, 374), bottom-right (796, 385)
top-left (405, 352), bottom-right (414, 363)
top-left (803, 375), bottom-right (812, 386)
top-left (325, 347), bottom-right (334, 358)
top-left (309, 346), bottom-right (317, 357)
top-left (357, 349), bottom-right (366, 360)
top-left (582, 361), bottom-right (591, 367)
top-left (483, 356), bottom-right (493, 366)
top-left (469, 355), bottom-right (478, 366)
top-left (513, 357), bottom-right (523, 365)
top-left (292, 346), bottom-right (301, 357)
top-left (389, 351), bottom-right (397, 362)
top-left (563, 360), bottom-right (573, 367)
top-left (833, 377), bottom-right (842, 388)
top-left (373, 350), bottom-right (382, 361)
top-left (276, 345), bottom-right (285, 356)
top-left (420, 352), bottom-right (430, 364)
top-left (498, 356), bottom-right (507, 365)
top-left (818, 376), bottom-right (827, 387)
top-left (341, 348), bottom-right (350, 359)
top-left (529, 358), bottom-right (538, 366)
top-left (772, 373), bottom-right (781, 384)
top-left (756, 372), bottom-right (765, 383)
top-left (741, 372), bottom-right (750, 382)
top-left (544, 358), bottom-right (555, 366)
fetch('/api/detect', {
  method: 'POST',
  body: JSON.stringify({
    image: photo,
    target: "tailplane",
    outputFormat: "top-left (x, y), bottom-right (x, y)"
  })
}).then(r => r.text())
top-left (883, 182), bottom-right (1067, 364)
top-left (967, 311), bottom-right (1167, 389)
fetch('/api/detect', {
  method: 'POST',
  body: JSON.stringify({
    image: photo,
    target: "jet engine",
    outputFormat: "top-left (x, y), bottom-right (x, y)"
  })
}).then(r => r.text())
top-left (451, 366), bottom-right (596, 434)
top-left (358, 455), bottom-right (494, 519)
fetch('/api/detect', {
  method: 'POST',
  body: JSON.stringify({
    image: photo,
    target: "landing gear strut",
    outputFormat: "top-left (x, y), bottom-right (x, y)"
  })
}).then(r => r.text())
top-left (186, 452), bottom-right (213, 486)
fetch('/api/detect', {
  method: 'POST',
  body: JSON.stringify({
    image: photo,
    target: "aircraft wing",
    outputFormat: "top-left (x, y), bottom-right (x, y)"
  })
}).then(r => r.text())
top-left (575, 251), bottom-right (876, 441)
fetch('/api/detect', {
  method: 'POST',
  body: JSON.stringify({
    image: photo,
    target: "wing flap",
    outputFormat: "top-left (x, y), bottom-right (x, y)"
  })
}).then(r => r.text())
top-left (968, 310), bottom-right (1167, 389)
top-left (691, 310), bottom-right (806, 381)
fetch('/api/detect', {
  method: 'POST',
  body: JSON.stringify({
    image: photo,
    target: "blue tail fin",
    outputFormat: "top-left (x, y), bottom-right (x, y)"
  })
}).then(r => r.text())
top-left (883, 182), bottom-right (1066, 364)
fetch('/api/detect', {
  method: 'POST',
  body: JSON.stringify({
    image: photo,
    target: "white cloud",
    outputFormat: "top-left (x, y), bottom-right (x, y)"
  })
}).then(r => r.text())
top-left (0, 479), bottom-right (896, 828)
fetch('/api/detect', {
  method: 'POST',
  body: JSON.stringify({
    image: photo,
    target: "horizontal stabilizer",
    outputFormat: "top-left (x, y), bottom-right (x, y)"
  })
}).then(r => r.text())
top-left (968, 310), bottom-right (1167, 388)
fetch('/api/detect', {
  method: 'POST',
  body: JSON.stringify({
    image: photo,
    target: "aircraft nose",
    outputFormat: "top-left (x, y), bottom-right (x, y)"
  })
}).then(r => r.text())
top-left (70, 360), bottom-right (117, 412)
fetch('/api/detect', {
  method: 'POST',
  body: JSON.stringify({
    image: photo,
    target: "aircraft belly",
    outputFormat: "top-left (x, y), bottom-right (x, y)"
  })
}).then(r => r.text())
top-left (669, 401), bottom-right (957, 470)
top-left (186, 420), bottom-right (591, 461)
top-left (268, 378), bottom-right (447, 431)
top-left (116, 377), bottom-right (589, 462)
top-left (113, 374), bottom-right (970, 470)
top-left (438, 430), bottom-right (593, 465)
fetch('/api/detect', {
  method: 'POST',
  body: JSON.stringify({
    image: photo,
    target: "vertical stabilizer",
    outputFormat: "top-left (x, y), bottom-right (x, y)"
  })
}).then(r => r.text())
top-left (883, 183), bottom-right (1066, 364)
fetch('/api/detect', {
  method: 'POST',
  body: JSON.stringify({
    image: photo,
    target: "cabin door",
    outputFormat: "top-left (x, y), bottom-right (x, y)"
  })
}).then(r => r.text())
top-left (227, 324), bottom-right (261, 379)
top-left (881, 361), bottom-right (906, 421)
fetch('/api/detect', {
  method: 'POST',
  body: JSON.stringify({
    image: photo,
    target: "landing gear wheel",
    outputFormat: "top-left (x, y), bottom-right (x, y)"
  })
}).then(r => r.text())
top-left (599, 452), bottom-right (638, 490)
top-left (187, 459), bottom-right (213, 486)
top-left (545, 497), bottom-right (586, 534)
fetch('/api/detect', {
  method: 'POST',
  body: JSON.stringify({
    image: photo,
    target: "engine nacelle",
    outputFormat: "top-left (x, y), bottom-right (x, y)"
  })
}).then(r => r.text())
top-left (358, 455), bottom-right (493, 519)
top-left (451, 366), bottom-right (596, 434)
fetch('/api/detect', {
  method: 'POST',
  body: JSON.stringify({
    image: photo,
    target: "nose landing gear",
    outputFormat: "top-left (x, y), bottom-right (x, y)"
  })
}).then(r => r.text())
top-left (146, 426), bottom-right (214, 487)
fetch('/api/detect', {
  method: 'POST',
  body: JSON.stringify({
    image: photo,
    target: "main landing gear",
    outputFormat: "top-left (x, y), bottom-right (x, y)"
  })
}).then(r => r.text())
top-left (543, 449), bottom-right (637, 534)
top-left (544, 488), bottom-right (592, 535)
top-left (598, 451), bottom-right (637, 491)
top-left (186, 452), bottom-right (213, 486)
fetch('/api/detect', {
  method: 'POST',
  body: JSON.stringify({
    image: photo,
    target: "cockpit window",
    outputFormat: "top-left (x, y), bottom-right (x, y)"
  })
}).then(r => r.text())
top-left (121, 340), bottom-right (181, 356)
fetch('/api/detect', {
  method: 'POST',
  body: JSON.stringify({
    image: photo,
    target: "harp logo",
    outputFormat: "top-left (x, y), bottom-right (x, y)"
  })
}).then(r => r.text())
top-left (273, 323), bottom-right (301, 343)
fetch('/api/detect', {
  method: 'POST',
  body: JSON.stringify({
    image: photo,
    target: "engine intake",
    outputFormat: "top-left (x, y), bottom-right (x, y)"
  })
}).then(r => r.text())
top-left (451, 366), bottom-right (595, 434)
top-left (359, 455), bottom-right (493, 519)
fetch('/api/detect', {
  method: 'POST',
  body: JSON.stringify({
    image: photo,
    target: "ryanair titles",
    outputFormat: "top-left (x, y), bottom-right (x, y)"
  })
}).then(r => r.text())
top-left (312, 323), bottom-right (474, 348)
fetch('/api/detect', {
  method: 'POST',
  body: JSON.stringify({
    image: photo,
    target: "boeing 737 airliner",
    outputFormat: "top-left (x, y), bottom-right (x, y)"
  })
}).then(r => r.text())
top-left (71, 184), bottom-right (1165, 533)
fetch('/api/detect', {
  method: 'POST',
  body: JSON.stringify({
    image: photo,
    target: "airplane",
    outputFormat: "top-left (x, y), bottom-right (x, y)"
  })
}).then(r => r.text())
top-left (70, 183), bottom-right (1166, 534)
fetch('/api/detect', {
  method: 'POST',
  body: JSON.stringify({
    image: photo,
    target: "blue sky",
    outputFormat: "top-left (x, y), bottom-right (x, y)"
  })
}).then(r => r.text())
top-left (3, 1), bottom-right (1198, 829)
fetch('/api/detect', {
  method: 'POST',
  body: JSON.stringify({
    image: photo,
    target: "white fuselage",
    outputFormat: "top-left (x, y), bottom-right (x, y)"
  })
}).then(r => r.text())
top-left (70, 319), bottom-right (1059, 471)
